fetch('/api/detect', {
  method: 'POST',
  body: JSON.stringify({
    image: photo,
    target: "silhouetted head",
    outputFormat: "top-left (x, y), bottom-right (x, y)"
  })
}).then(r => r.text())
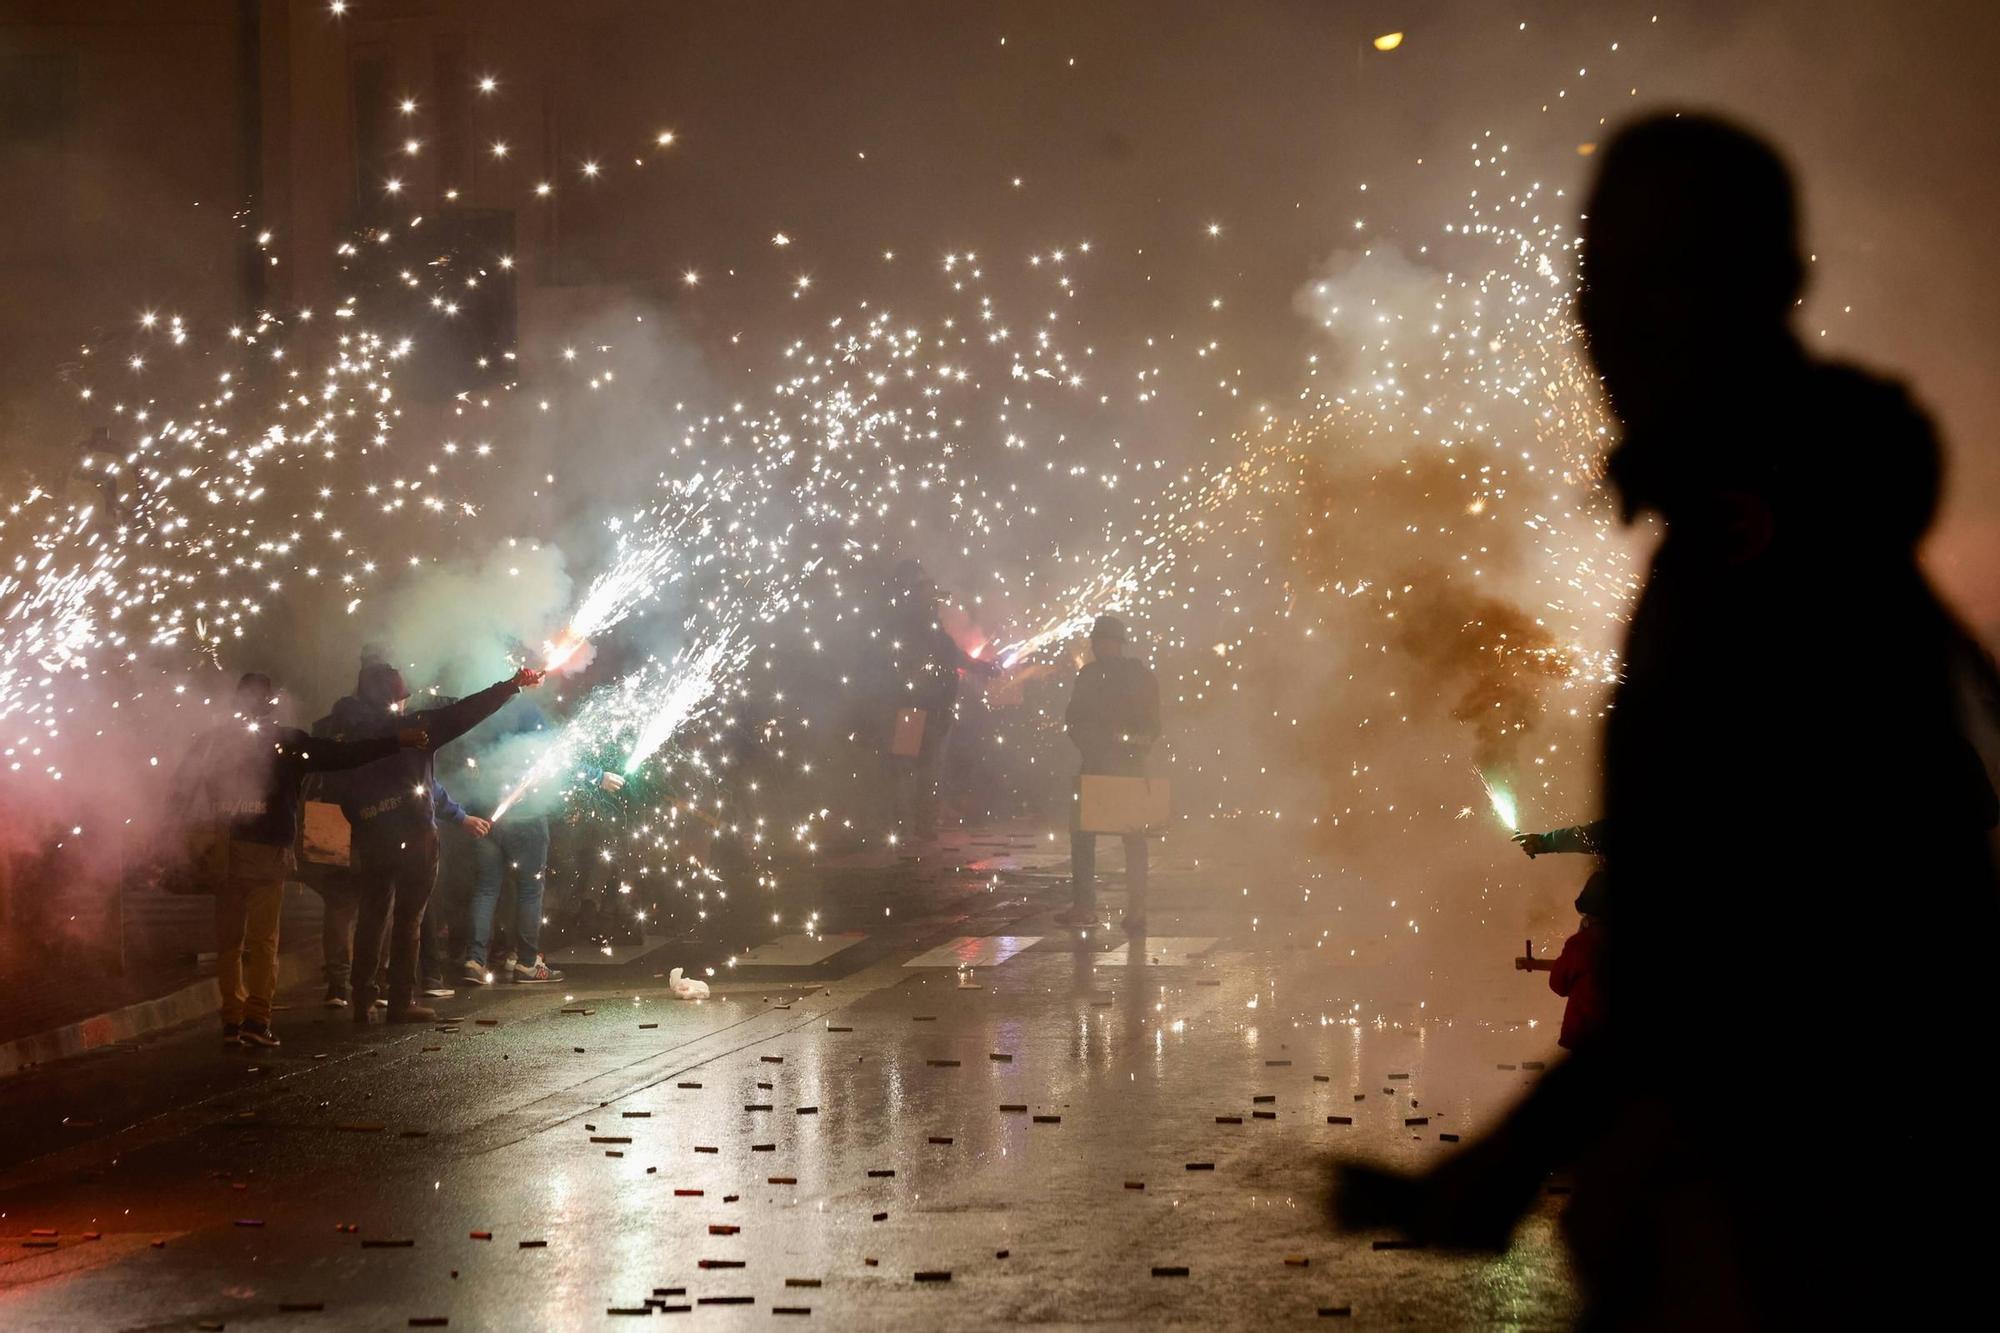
top-left (1575, 869), bottom-right (1610, 921)
top-left (1089, 613), bottom-right (1127, 658)
top-left (1580, 114), bottom-right (1803, 426)
top-left (356, 662), bottom-right (410, 711)
top-left (236, 672), bottom-right (278, 721)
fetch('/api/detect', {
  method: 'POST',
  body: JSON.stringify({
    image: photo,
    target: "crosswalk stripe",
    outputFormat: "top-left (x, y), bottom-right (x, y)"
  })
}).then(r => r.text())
top-left (731, 932), bottom-right (866, 967)
top-left (903, 936), bottom-right (1043, 969)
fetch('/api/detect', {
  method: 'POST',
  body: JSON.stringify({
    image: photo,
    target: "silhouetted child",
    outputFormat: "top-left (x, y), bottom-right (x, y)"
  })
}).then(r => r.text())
top-left (1516, 871), bottom-right (1606, 1050)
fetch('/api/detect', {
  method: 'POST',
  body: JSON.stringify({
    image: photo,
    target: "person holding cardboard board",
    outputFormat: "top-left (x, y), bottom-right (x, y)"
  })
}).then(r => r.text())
top-left (1056, 614), bottom-right (1162, 932)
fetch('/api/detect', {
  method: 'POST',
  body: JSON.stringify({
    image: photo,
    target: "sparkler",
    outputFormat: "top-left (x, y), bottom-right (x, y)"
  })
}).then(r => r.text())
top-left (542, 476), bottom-right (714, 672)
top-left (1480, 773), bottom-right (1520, 832)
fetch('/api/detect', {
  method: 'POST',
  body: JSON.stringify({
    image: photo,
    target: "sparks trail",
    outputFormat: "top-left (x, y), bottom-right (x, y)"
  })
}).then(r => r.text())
top-left (624, 632), bottom-right (750, 775)
top-left (543, 475), bottom-right (718, 673)
top-left (1480, 772), bottom-right (1520, 831)
top-left (995, 442), bottom-right (1306, 666)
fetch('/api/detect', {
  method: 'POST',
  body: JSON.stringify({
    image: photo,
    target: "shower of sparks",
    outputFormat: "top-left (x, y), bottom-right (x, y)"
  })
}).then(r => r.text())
top-left (624, 632), bottom-right (749, 774)
top-left (545, 474), bottom-right (713, 671)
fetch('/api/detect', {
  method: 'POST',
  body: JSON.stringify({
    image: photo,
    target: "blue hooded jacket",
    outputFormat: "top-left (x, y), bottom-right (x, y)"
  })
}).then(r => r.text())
top-left (313, 665), bottom-right (520, 845)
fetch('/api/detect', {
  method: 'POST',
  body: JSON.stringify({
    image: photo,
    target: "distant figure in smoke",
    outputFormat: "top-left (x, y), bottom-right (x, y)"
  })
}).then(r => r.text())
top-left (320, 661), bottom-right (544, 1022)
top-left (881, 564), bottom-right (997, 845)
top-left (449, 693), bottom-right (624, 987)
top-left (1333, 113), bottom-right (2000, 1327)
top-left (1514, 870), bottom-right (1607, 1052)
top-left (179, 673), bottom-right (426, 1047)
top-left (1056, 614), bottom-right (1161, 932)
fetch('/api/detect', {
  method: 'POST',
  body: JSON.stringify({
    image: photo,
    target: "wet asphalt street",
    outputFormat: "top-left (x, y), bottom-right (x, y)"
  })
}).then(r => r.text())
top-left (0, 834), bottom-right (1576, 1330)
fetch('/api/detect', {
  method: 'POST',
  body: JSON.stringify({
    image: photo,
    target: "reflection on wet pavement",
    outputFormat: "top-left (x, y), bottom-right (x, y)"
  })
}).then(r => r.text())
top-left (0, 873), bottom-right (1575, 1329)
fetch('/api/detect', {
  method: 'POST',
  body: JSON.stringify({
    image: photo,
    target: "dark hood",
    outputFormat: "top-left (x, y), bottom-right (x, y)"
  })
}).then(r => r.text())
top-left (356, 662), bottom-right (409, 709)
top-left (323, 691), bottom-right (400, 740)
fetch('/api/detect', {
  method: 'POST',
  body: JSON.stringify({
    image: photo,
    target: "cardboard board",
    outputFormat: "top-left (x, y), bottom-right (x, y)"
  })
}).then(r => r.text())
top-left (301, 800), bottom-right (352, 866)
top-left (1078, 776), bottom-right (1170, 833)
top-left (889, 708), bottom-right (928, 757)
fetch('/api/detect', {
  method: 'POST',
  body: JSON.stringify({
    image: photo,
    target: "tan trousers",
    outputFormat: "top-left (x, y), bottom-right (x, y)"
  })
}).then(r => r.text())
top-left (216, 841), bottom-right (288, 1025)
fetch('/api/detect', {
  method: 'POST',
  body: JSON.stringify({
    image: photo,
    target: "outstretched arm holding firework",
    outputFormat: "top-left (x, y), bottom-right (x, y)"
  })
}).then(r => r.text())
top-left (1512, 820), bottom-right (1607, 858)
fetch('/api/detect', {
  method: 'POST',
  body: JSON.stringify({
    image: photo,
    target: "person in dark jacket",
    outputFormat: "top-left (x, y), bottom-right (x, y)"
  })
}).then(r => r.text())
top-left (882, 570), bottom-right (996, 843)
top-left (1333, 114), bottom-right (2000, 1328)
top-left (1056, 614), bottom-right (1161, 931)
top-left (310, 693), bottom-right (487, 1006)
top-left (181, 673), bottom-right (426, 1046)
top-left (320, 661), bottom-right (543, 1022)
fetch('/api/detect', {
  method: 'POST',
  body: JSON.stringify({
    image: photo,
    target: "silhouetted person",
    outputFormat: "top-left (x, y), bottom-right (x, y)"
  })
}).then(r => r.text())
top-left (1335, 113), bottom-right (2000, 1329)
top-left (882, 569), bottom-right (996, 844)
top-left (1056, 614), bottom-right (1161, 932)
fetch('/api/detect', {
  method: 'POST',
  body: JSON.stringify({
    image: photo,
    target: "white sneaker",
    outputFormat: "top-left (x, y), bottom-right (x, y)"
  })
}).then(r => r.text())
top-left (422, 985), bottom-right (456, 998)
top-left (512, 957), bottom-right (564, 984)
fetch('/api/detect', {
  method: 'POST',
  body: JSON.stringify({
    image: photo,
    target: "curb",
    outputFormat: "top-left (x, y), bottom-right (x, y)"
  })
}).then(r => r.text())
top-left (0, 949), bottom-right (322, 1080)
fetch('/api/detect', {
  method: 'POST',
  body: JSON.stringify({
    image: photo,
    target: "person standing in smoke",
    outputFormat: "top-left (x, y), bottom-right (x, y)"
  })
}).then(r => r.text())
top-left (320, 660), bottom-right (545, 1023)
top-left (1055, 614), bottom-right (1161, 932)
top-left (882, 563), bottom-right (997, 845)
top-left (1332, 113), bottom-right (2000, 1328)
top-left (448, 692), bottom-right (624, 987)
top-left (180, 673), bottom-right (427, 1047)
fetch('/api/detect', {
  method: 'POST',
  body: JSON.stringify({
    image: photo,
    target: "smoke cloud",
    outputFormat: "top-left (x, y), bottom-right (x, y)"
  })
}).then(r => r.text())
top-left (355, 539), bottom-right (573, 699)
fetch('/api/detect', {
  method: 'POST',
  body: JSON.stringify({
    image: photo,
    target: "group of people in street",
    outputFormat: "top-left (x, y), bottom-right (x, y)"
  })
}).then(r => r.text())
top-left (182, 661), bottom-right (556, 1044)
top-left (872, 562), bottom-right (1166, 933)
top-left (191, 564), bottom-right (1175, 1053)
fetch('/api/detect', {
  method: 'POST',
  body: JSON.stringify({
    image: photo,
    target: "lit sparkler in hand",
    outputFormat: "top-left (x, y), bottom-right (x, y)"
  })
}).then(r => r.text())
top-left (1480, 772), bottom-right (1520, 831)
top-left (539, 475), bottom-right (715, 673)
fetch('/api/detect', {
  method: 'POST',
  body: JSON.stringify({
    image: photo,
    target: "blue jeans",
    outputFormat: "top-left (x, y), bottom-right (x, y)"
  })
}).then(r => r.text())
top-left (465, 817), bottom-right (551, 966)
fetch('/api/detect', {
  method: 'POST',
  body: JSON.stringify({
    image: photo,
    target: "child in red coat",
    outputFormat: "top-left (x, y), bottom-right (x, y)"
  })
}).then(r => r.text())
top-left (1518, 871), bottom-right (1607, 1050)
